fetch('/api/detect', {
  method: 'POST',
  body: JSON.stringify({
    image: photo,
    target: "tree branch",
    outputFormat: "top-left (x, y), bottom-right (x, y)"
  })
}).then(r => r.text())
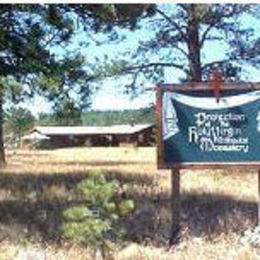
top-left (139, 35), bottom-right (189, 58)
top-left (156, 7), bottom-right (187, 42)
top-left (82, 62), bottom-right (189, 84)
top-left (123, 62), bottom-right (189, 75)
top-left (200, 22), bottom-right (219, 48)
top-left (202, 57), bottom-right (254, 71)
top-left (178, 4), bottom-right (189, 12)
top-left (200, 4), bottom-right (247, 48)
top-left (42, 29), bottom-right (61, 48)
top-left (202, 59), bottom-right (230, 70)
top-left (174, 45), bottom-right (189, 58)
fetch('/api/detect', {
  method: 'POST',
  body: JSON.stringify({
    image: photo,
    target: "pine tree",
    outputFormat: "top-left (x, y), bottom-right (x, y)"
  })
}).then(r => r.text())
top-left (4, 106), bottom-right (35, 146)
top-left (0, 4), bottom-right (105, 166)
top-left (83, 4), bottom-right (259, 89)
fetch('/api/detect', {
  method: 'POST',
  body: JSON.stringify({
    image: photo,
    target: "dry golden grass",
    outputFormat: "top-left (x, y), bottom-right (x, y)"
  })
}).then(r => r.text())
top-left (0, 147), bottom-right (259, 259)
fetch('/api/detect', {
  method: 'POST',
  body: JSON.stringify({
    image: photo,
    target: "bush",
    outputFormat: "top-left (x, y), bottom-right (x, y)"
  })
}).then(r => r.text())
top-left (61, 173), bottom-right (135, 253)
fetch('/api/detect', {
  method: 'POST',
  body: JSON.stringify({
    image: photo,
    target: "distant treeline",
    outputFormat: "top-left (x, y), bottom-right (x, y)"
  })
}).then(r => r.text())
top-left (38, 107), bottom-right (155, 126)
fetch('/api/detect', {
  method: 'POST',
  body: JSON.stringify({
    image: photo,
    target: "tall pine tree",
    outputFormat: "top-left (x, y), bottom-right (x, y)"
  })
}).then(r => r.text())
top-left (0, 4), bottom-right (98, 166)
top-left (80, 4), bottom-right (259, 89)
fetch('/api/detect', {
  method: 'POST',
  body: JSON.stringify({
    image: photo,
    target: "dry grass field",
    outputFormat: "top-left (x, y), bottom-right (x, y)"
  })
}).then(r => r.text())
top-left (0, 147), bottom-right (259, 259)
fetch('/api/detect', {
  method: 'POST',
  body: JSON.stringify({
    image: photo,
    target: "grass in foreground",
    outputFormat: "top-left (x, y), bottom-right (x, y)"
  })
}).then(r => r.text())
top-left (0, 147), bottom-right (259, 259)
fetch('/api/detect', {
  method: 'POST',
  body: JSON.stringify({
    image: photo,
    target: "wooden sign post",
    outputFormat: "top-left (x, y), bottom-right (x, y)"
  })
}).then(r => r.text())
top-left (259, 171), bottom-right (260, 225)
top-left (156, 83), bottom-right (260, 245)
top-left (170, 169), bottom-right (180, 245)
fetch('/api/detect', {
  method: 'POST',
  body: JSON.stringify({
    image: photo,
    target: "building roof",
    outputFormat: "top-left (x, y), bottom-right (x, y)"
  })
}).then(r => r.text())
top-left (21, 132), bottom-right (50, 140)
top-left (33, 124), bottom-right (154, 136)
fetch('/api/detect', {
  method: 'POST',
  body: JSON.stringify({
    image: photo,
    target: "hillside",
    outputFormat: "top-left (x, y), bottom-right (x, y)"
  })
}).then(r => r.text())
top-left (38, 107), bottom-right (155, 126)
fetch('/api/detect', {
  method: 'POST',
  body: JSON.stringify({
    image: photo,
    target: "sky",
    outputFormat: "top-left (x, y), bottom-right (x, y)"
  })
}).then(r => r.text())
top-left (18, 3), bottom-right (260, 117)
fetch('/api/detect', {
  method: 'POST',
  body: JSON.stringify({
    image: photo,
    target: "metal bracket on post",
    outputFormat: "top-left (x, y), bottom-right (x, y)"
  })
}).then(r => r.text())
top-left (169, 169), bottom-right (181, 245)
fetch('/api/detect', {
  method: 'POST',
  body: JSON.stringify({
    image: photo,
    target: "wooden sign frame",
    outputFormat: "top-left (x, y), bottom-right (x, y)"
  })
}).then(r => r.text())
top-left (155, 82), bottom-right (260, 245)
top-left (156, 82), bottom-right (260, 170)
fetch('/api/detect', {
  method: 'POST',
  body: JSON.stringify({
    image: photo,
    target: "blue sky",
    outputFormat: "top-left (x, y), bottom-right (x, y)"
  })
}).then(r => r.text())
top-left (19, 4), bottom-right (260, 117)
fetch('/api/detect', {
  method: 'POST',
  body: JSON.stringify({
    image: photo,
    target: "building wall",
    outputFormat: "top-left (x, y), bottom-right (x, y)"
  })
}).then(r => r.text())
top-left (37, 126), bottom-right (155, 148)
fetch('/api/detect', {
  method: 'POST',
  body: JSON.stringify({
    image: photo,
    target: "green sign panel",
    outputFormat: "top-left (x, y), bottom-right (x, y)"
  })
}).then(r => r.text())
top-left (159, 87), bottom-right (260, 168)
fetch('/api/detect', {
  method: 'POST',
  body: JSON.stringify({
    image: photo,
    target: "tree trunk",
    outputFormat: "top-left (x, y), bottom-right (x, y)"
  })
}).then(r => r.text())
top-left (0, 90), bottom-right (6, 167)
top-left (187, 5), bottom-right (202, 82)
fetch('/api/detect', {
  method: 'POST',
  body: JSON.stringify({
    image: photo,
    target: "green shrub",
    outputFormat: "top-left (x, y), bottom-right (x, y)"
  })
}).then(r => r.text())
top-left (61, 173), bottom-right (135, 251)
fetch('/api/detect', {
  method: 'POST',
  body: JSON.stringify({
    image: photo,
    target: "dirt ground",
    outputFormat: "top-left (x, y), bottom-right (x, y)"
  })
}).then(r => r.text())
top-left (0, 147), bottom-right (259, 259)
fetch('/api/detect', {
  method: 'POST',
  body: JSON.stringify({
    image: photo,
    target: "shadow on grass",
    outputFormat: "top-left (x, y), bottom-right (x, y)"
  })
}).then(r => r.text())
top-left (0, 170), bottom-right (155, 192)
top-left (125, 192), bottom-right (258, 246)
top-left (6, 152), bottom-right (51, 157)
top-left (0, 170), bottom-right (155, 243)
top-left (7, 159), bottom-right (153, 167)
top-left (37, 160), bottom-right (153, 166)
top-left (0, 171), bottom-right (257, 246)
